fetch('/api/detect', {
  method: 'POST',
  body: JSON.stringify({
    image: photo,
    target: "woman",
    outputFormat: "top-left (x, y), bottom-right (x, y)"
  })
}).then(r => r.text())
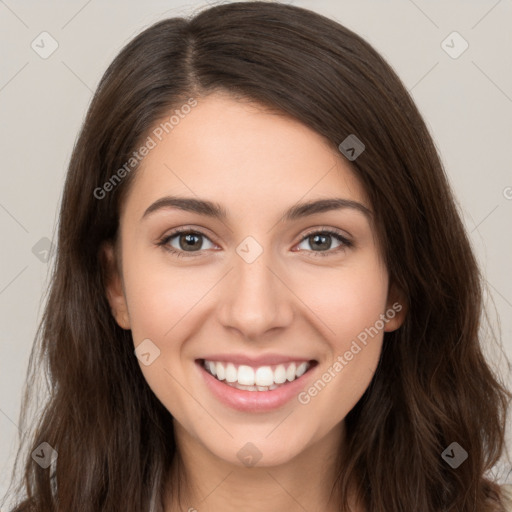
top-left (3, 2), bottom-right (511, 511)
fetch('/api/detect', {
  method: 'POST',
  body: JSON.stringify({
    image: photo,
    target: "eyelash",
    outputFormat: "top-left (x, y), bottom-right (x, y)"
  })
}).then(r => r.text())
top-left (156, 227), bottom-right (353, 259)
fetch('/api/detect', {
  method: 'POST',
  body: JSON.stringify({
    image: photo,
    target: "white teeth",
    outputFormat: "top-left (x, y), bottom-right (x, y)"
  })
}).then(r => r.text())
top-left (286, 363), bottom-right (296, 381)
top-left (296, 362), bottom-right (308, 377)
top-left (237, 365), bottom-right (255, 386)
top-left (274, 365), bottom-right (287, 384)
top-left (215, 362), bottom-right (225, 381)
top-left (225, 363), bottom-right (237, 383)
top-left (255, 366), bottom-right (274, 387)
top-left (225, 381), bottom-right (280, 392)
top-left (203, 359), bottom-right (312, 389)
top-left (207, 360), bottom-right (217, 376)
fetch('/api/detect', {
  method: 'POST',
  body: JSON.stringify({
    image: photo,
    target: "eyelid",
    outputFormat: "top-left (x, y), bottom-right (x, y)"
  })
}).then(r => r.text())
top-left (158, 225), bottom-right (218, 244)
top-left (157, 225), bottom-right (353, 257)
top-left (299, 225), bottom-right (352, 242)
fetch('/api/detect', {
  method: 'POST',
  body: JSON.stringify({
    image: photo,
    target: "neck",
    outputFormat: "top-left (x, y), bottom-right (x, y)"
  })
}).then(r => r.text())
top-left (164, 420), bottom-right (362, 512)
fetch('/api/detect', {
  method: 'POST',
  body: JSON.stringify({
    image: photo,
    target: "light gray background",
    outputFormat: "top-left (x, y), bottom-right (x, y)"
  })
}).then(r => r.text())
top-left (1, 0), bottom-right (511, 505)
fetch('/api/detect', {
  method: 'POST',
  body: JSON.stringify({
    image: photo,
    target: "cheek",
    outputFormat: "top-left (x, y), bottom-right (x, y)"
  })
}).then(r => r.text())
top-left (296, 280), bottom-right (386, 427)
top-left (299, 257), bottom-right (389, 347)
top-left (295, 259), bottom-right (388, 417)
top-left (122, 255), bottom-right (208, 343)
top-left (121, 258), bottom-right (202, 414)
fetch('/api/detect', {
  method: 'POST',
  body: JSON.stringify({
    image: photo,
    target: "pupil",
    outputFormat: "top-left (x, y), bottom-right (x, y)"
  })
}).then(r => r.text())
top-left (181, 233), bottom-right (200, 250)
top-left (312, 234), bottom-right (330, 250)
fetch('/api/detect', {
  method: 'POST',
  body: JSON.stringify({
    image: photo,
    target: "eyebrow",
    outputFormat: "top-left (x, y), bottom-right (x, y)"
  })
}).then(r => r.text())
top-left (141, 196), bottom-right (373, 223)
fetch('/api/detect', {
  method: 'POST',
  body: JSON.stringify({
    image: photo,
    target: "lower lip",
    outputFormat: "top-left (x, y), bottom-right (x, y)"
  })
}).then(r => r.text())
top-left (196, 360), bottom-right (317, 413)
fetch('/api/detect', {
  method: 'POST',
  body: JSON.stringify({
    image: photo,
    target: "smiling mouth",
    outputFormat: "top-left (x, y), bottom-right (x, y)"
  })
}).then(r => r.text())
top-left (198, 358), bottom-right (318, 392)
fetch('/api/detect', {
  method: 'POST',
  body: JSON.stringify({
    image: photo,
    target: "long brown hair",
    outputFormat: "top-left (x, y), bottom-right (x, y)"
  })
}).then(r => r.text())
top-left (3, 2), bottom-right (511, 511)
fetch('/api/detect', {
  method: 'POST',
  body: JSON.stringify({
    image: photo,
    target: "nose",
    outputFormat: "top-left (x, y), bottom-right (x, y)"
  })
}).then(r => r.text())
top-left (217, 245), bottom-right (294, 341)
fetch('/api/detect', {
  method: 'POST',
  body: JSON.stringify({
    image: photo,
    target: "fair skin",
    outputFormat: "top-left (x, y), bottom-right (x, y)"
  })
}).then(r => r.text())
top-left (103, 91), bottom-right (406, 512)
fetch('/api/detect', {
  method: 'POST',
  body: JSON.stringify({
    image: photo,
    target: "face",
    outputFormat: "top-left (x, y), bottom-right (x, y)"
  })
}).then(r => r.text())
top-left (103, 91), bottom-right (405, 468)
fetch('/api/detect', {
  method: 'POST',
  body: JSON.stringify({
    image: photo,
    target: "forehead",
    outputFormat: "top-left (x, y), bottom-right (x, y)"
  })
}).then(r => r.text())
top-left (121, 92), bottom-right (370, 221)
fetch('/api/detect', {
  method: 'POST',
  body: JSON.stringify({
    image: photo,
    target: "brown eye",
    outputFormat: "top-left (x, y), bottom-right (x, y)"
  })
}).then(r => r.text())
top-left (157, 229), bottom-right (216, 257)
top-left (296, 229), bottom-right (352, 257)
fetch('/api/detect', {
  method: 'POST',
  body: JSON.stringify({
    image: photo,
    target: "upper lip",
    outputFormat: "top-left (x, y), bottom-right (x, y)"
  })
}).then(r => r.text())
top-left (197, 353), bottom-right (316, 367)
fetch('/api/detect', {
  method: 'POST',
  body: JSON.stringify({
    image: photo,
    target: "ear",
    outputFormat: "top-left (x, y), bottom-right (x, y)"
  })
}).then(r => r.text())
top-left (384, 280), bottom-right (408, 332)
top-left (99, 240), bottom-right (131, 330)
